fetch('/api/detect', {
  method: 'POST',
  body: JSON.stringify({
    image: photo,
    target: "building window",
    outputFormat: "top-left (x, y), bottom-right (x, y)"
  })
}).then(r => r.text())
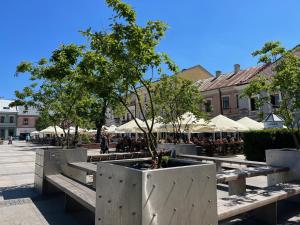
top-left (236, 95), bottom-right (239, 109)
top-left (0, 116), bottom-right (4, 123)
top-left (222, 96), bottom-right (230, 110)
top-left (9, 116), bottom-right (14, 123)
top-left (270, 94), bottom-right (280, 108)
top-left (250, 97), bottom-right (257, 111)
top-left (204, 99), bottom-right (212, 112)
top-left (23, 118), bottom-right (29, 125)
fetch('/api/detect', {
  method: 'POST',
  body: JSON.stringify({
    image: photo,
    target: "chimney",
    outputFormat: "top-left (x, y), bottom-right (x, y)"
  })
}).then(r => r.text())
top-left (234, 64), bottom-right (240, 73)
top-left (215, 70), bottom-right (222, 78)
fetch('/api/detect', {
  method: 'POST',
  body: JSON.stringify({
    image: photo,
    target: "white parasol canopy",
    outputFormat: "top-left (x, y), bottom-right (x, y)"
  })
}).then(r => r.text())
top-left (115, 119), bottom-right (146, 133)
top-left (210, 115), bottom-right (249, 132)
top-left (39, 126), bottom-right (64, 135)
top-left (237, 117), bottom-right (264, 130)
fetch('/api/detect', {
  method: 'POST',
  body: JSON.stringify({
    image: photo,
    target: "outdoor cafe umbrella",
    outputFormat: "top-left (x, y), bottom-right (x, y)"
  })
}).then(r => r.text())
top-left (210, 115), bottom-right (249, 132)
top-left (115, 118), bottom-right (146, 133)
top-left (237, 117), bottom-right (264, 130)
top-left (39, 126), bottom-right (64, 136)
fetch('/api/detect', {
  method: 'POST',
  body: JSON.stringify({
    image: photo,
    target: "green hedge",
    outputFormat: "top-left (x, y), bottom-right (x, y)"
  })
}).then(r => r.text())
top-left (244, 129), bottom-right (298, 162)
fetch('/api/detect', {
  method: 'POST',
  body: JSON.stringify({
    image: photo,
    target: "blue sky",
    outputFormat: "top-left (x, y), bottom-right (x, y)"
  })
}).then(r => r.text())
top-left (1, 0), bottom-right (299, 99)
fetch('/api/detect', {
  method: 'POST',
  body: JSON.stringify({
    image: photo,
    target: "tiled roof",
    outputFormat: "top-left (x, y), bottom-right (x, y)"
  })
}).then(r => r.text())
top-left (197, 65), bottom-right (266, 92)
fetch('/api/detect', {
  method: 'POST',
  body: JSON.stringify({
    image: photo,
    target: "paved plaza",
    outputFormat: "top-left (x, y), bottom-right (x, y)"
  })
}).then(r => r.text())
top-left (0, 141), bottom-right (299, 224)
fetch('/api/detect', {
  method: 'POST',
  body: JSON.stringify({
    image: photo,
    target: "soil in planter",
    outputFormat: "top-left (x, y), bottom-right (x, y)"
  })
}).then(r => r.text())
top-left (112, 158), bottom-right (201, 170)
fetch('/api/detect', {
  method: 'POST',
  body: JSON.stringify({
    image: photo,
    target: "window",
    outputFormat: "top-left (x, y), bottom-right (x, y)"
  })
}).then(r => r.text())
top-left (204, 99), bottom-right (212, 112)
top-left (236, 95), bottom-right (239, 109)
top-left (9, 116), bottom-right (14, 123)
top-left (0, 116), bottom-right (4, 123)
top-left (250, 97), bottom-right (257, 111)
top-left (270, 94), bottom-right (280, 108)
top-left (23, 118), bottom-right (29, 125)
top-left (222, 96), bottom-right (230, 109)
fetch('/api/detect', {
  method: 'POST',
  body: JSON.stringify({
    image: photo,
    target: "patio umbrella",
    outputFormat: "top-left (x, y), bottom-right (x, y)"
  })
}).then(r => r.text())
top-left (39, 126), bottom-right (64, 136)
top-left (237, 117), bottom-right (264, 130)
top-left (210, 115), bottom-right (249, 132)
top-left (115, 119), bottom-right (146, 133)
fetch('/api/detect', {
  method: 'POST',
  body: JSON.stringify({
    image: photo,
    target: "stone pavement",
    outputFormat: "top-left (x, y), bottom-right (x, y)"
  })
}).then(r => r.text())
top-left (0, 141), bottom-right (93, 225)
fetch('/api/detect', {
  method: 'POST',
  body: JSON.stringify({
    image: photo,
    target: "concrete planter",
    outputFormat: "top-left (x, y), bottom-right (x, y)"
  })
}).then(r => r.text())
top-left (266, 148), bottom-right (300, 185)
top-left (95, 159), bottom-right (217, 225)
top-left (35, 148), bottom-right (87, 193)
top-left (158, 143), bottom-right (201, 155)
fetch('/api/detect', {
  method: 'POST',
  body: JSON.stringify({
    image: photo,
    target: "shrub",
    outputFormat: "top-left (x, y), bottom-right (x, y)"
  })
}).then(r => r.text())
top-left (244, 129), bottom-right (298, 162)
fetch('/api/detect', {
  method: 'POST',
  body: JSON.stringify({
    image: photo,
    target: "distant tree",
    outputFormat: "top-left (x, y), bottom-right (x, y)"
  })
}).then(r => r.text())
top-left (153, 75), bottom-right (206, 140)
top-left (242, 41), bottom-right (300, 148)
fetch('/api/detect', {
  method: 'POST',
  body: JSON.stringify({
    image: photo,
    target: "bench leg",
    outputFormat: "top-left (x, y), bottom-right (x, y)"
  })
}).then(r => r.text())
top-left (253, 202), bottom-right (277, 225)
top-left (65, 194), bottom-right (82, 212)
top-left (92, 174), bottom-right (96, 189)
top-left (267, 172), bottom-right (289, 186)
top-left (216, 162), bottom-right (222, 173)
top-left (228, 178), bottom-right (246, 196)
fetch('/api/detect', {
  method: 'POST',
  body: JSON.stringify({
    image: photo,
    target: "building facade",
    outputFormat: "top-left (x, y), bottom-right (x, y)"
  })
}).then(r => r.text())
top-left (0, 99), bottom-right (39, 140)
top-left (0, 100), bottom-right (18, 140)
top-left (16, 105), bottom-right (39, 140)
top-left (199, 64), bottom-right (280, 121)
top-left (106, 65), bottom-right (213, 126)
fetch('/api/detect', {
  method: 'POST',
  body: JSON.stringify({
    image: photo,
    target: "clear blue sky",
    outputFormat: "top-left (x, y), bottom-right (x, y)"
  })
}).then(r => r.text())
top-left (1, 0), bottom-right (299, 99)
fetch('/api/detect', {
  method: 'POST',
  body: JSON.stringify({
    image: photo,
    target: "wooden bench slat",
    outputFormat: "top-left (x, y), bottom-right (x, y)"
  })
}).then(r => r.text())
top-left (217, 166), bottom-right (289, 183)
top-left (68, 162), bottom-right (97, 174)
top-left (178, 154), bottom-right (267, 166)
top-left (46, 174), bottom-right (96, 212)
top-left (218, 182), bottom-right (300, 221)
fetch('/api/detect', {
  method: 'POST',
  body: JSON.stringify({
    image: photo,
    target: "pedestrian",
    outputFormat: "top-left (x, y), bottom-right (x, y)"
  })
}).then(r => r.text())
top-left (8, 136), bottom-right (13, 145)
top-left (100, 134), bottom-right (109, 154)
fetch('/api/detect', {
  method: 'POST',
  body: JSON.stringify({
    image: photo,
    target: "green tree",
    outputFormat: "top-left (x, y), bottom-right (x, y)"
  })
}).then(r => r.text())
top-left (81, 0), bottom-right (178, 160)
top-left (13, 44), bottom-right (93, 148)
top-left (242, 41), bottom-right (300, 148)
top-left (153, 75), bottom-right (206, 140)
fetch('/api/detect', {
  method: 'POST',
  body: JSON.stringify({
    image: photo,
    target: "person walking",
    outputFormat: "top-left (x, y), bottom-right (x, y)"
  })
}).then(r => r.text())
top-left (8, 136), bottom-right (13, 145)
top-left (100, 134), bottom-right (109, 154)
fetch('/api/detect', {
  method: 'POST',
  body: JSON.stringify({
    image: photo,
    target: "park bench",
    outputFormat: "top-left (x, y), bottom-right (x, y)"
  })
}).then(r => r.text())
top-left (218, 182), bottom-right (300, 224)
top-left (45, 174), bottom-right (96, 212)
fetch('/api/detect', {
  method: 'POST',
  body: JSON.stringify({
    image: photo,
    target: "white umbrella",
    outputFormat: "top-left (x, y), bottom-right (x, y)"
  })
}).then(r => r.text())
top-left (106, 125), bottom-right (117, 133)
top-left (30, 131), bottom-right (39, 135)
top-left (115, 119), bottom-right (146, 133)
top-left (210, 115), bottom-right (249, 132)
top-left (237, 117), bottom-right (264, 130)
top-left (40, 126), bottom-right (64, 135)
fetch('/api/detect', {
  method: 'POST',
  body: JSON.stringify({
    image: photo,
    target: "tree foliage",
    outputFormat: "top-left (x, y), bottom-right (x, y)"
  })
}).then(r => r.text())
top-left (153, 75), bottom-right (206, 137)
top-left (242, 41), bottom-right (300, 148)
top-left (81, 0), bottom-right (178, 158)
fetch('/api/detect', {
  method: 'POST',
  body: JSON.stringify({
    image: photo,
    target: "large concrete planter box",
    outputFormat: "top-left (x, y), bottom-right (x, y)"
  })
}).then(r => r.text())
top-left (266, 148), bottom-right (300, 185)
top-left (158, 143), bottom-right (201, 155)
top-left (95, 159), bottom-right (217, 225)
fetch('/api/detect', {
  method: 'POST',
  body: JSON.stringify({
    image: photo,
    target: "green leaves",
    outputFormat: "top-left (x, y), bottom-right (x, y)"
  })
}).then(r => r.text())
top-left (244, 41), bottom-right (300, 133)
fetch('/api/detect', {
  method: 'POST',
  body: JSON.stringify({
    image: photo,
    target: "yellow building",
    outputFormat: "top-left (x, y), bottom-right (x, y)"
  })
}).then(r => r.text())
top-left (175, 65), bottom-right (213, 82)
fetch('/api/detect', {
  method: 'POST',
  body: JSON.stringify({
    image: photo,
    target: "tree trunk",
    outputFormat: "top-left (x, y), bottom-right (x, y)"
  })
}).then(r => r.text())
top-left (95, 98), bottom-right (108, 143)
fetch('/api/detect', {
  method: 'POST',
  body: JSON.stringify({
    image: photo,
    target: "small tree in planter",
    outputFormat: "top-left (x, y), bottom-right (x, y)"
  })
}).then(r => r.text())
top-left (243, 41), bottom-right (300, 149)
top-left (82, 0), bottom-right (178, 161)
top-left (152, 74), bottom-right (207, 143)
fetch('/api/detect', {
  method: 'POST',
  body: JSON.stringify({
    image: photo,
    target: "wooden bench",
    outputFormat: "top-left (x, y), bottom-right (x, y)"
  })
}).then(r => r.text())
top-left (178, 154), bottom-right (267, 173)
top-left (216, 166), bottom-right (289, 195)
top-left (218, 182), bottom-right (300, 224)
top-left (45, 174), bottom-right (96, 213)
